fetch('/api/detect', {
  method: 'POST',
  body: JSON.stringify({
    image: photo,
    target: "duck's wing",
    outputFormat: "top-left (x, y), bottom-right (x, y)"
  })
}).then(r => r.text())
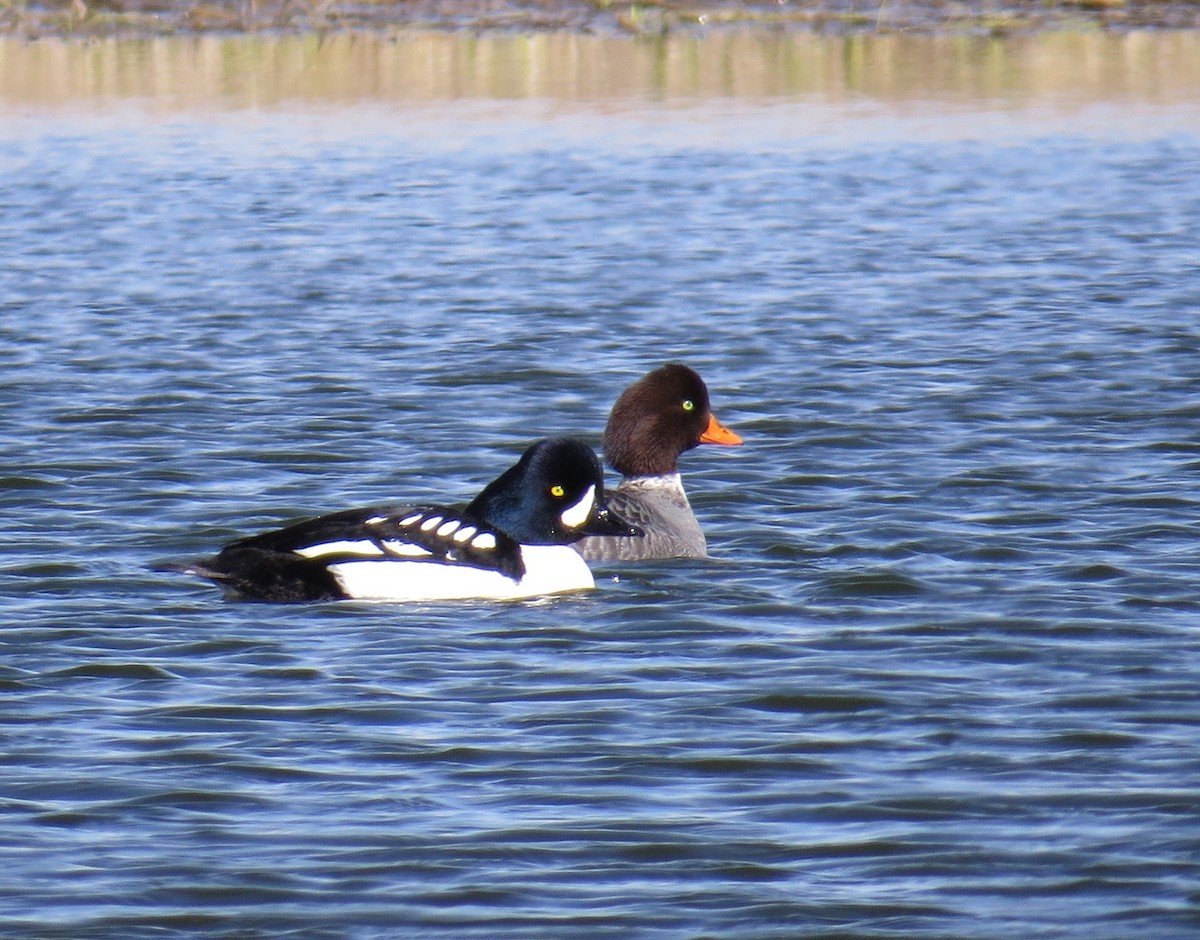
top-left (228, 504), bottom-right (526, 580)
top-left (576, 487), bottom-right (706, 562)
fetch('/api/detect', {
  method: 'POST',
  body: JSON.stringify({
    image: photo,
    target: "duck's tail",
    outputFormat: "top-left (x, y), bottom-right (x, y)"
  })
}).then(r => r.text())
top-left (149, 560), bottom-right (231, 582)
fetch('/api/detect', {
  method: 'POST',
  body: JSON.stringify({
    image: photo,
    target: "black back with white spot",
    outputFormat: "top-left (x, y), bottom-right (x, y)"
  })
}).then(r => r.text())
top-left (367, 508), bottom-right (524, 579)
top-left (222, 504), bottom-right (524, 579)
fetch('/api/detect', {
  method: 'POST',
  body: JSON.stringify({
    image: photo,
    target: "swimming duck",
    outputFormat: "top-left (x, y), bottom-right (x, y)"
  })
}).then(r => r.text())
top-left (161, 438), bottom-right (642, 602)
top-left (575, 364), bottom-right (742, 563)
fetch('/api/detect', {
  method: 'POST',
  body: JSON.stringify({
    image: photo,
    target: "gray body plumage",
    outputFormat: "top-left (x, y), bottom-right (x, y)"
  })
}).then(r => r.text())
top-left (576, 474), bottom-right (705, 562)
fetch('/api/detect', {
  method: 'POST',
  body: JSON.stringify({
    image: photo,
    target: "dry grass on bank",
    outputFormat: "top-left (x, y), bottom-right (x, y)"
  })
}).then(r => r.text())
top-left (3, 0), bottom-right (1200, 38)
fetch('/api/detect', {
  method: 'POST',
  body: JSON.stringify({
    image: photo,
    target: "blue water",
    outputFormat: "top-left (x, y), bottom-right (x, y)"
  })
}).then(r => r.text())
top-left (2, 105), bottom-right (1200, 938)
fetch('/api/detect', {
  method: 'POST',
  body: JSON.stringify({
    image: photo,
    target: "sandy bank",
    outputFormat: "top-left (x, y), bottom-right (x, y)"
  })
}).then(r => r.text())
top-left (5, 0), bottom-right (1200, 40)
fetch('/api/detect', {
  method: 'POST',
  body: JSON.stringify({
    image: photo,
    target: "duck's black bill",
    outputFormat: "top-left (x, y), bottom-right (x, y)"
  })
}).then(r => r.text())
top-left (582, 504), bottom-right (644, 538)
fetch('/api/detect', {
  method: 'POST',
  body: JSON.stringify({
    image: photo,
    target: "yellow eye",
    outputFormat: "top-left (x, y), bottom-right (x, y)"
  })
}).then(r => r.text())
top-left (682, 400), bottom-right (695, 412)
top-left (550, 484), bottom-right (565, 498)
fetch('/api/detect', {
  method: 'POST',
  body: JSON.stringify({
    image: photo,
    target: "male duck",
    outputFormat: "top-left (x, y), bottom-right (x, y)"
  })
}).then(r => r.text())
top-left (575, 364), bottom-right (742, 563)
top-left (162, 438), bottom-right (642, 602)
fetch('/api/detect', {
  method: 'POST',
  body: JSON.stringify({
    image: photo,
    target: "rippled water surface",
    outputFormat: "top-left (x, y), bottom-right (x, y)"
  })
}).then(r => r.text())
top-left (2, 33), bottom-right (1200, 939)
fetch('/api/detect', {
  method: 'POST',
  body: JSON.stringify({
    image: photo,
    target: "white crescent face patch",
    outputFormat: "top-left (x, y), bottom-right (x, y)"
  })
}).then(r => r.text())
top-left (560, 484), bottom-right (595, 530)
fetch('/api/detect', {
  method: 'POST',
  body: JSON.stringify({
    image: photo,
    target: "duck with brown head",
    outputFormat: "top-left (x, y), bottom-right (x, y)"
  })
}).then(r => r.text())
top-left (576, 364), bottom-right (742, 563)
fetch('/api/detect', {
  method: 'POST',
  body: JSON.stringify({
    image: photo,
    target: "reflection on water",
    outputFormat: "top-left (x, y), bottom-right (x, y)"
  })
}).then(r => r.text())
top-left (2, 30), bottom-right (1200, 110)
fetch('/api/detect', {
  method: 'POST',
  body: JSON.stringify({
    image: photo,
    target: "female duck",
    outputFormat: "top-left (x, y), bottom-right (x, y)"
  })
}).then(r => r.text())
top-left (576, 364), bottom-right (742, 563)
top-left (163, 438), bottom-right (641, 602)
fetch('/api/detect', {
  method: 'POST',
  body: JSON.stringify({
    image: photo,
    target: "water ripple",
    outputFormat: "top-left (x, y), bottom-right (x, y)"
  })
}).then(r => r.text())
top-left (0, 116), bottom-right (1198, 938)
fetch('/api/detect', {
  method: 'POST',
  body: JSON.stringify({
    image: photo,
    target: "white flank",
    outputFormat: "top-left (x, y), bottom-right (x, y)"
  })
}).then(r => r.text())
top-left (294, 540), bottom-right (386, 559)
top-left (328, 544), bottom-right (594, 601)
top-left (379, 541), bottom-right (434, 557)
top-left (560, 484), bottom-right (596, 529)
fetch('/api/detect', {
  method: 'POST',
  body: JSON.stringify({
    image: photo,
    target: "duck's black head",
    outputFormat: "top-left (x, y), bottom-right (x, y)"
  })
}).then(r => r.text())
top-left (467, 438), bottom-right (643, 545)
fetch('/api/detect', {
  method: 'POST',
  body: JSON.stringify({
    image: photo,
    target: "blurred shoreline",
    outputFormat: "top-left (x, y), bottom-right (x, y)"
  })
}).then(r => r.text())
top-left (4, 0), bottom-right (1200, 40)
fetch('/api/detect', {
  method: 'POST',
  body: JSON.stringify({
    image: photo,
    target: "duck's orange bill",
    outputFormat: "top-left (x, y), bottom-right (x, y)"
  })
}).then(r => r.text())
top-left (700, 413), bottom-right (743, 446)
